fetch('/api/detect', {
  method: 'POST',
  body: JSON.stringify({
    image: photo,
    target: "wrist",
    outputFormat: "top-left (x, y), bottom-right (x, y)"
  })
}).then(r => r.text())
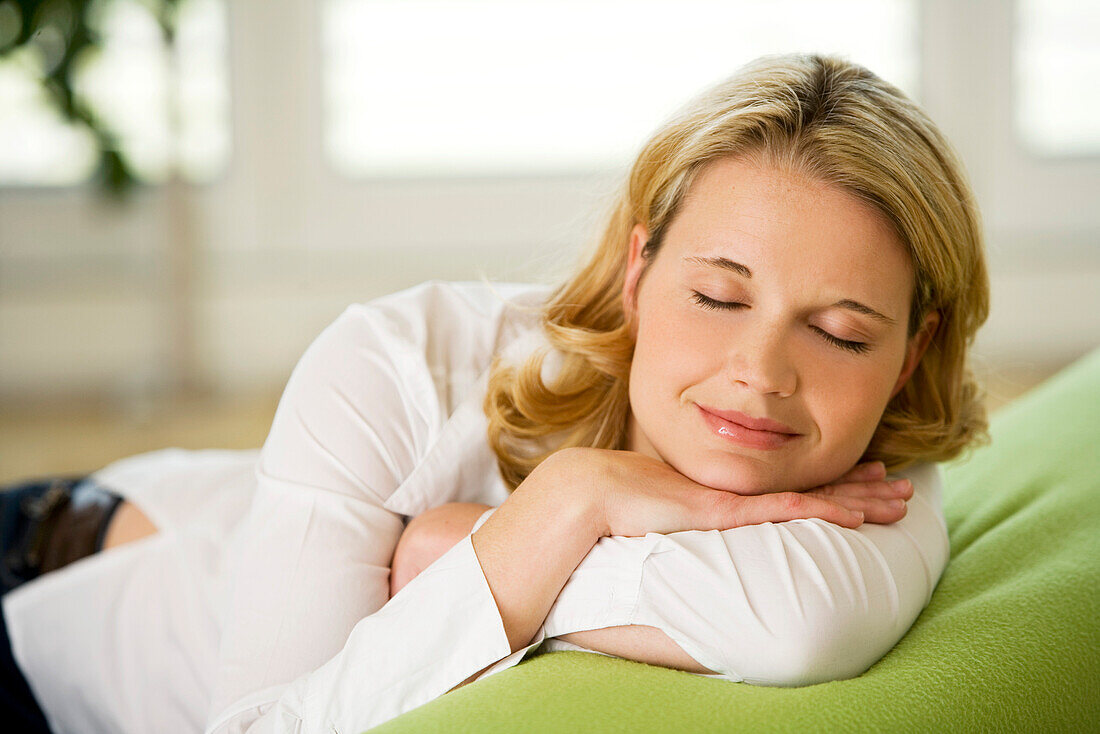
top-left (537, 447), bottom-right (611, 539)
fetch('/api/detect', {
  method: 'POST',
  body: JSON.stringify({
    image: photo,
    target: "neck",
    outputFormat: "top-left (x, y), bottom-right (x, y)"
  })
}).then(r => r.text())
top-left (625, 408), bottom-right (662, 461)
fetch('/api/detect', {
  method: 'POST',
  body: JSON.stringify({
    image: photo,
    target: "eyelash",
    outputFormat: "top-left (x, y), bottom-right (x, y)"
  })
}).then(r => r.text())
top-left (689, 291), bottom-right (871, 355)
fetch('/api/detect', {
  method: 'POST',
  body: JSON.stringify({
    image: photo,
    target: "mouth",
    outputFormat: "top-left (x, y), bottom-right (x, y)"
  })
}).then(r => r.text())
top-left (695, 404), bottom-right (801, 450)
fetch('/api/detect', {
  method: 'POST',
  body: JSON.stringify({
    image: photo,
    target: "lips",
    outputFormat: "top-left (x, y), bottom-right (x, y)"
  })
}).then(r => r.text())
top-left (695, 404), bottom-right (801, 450)
top-left (696, 405), bottom-right (799, 435)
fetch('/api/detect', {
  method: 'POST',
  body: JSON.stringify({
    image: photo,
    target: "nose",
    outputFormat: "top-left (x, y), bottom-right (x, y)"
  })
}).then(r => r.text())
top-left (724, 323), bottom-right (798, 398)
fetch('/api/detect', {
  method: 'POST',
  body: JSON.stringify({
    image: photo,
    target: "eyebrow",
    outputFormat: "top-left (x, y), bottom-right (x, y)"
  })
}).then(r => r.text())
top-left (685, 255), bottom-right (752, 278)
top-left (832, 299), bottom-right (897, 326)
top-left (684, 255), bottom-right (898, 326)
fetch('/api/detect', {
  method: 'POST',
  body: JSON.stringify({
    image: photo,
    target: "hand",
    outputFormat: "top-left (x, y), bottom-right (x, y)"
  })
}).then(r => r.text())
top-left (801, 460), bottom-right (913, 525)
top-left (569, 447), bottom-right (890, 538)
top-left (389, 502), bottom-right (493, 599)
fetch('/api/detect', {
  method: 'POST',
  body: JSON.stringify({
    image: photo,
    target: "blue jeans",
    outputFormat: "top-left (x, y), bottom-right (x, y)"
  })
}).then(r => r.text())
top-left (1, 476), bottom-right (98, 733)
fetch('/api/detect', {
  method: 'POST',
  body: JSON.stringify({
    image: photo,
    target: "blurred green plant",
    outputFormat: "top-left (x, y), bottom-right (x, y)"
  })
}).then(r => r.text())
top-left (0, 0), bottom-right (182, 194)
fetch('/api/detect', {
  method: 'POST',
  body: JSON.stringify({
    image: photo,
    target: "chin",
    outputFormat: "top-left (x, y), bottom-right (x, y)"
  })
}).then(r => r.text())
top-left (668, 450), bottom-right (803, 496)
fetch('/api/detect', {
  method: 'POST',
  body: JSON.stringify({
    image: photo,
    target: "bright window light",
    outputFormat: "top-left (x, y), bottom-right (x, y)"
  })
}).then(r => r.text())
top-left (0, 0), bottom-right (230, 186)
top-left (0, 60), bottom-right (100, 185)
top-left (1015, 0), bottom-right (1100, 156)
top-left (323, 0), bottom-right (917, 178)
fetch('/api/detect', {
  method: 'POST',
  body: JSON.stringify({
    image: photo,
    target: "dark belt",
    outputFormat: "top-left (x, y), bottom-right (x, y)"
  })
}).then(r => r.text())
top-left (1, 477), bottom-right (124, 590)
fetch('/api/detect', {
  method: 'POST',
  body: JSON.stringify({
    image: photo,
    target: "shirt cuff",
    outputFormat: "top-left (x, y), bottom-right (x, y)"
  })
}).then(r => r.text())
top-left (542, 533), bottom-right (668, 638)
top-left (265, 534), bottom-right (523, 733)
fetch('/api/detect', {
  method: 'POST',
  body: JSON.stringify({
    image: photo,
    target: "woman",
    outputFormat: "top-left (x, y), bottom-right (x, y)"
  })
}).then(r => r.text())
top-left (1, 52), bottom-right (988, 733)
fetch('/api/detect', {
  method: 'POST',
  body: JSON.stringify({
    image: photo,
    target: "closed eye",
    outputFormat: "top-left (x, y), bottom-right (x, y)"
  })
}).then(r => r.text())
top-left (690, 291), bottom-right (745, 311)
top-left (693, 291), bottom-right (871, 355)
top-left (810, 325), bottom-right (871, 354)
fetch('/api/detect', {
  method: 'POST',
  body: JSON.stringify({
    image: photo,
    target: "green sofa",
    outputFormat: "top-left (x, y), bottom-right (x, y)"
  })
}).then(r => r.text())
top-left (371, 349), bottom-right (1100, 733)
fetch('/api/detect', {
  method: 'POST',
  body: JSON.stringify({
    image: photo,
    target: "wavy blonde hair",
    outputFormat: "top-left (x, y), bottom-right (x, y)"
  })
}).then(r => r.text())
top-left (485, 53), bottom-right (990, 490)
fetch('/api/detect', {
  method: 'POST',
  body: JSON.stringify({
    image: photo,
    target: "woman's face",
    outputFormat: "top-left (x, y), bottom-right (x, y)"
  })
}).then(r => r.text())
top-left (623, 155), bottom-right (937, 494)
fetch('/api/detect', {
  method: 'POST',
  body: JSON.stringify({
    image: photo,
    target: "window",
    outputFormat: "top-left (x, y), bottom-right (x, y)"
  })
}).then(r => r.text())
top-left (1015, 0), bottom-right (1100, 157)
top-left (322, 0), bottom-right (917, 178)
top-left (0, 0), bottom-right (230, 186)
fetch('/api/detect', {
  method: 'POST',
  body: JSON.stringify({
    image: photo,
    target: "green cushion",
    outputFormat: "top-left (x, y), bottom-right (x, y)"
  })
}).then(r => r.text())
top-left (369, 349), bottom-right (1100, 733)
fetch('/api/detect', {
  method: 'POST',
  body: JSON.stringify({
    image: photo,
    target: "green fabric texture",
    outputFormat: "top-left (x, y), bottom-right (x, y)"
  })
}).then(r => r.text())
top-left (370, 349), bottom-right (1100, 733)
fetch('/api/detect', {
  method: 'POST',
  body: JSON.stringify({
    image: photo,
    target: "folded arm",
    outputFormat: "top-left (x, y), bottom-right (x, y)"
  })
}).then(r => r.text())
top-left (541, 461), bottom-right (949, 685)
top-left (394, 463), bottom-right (947, 685)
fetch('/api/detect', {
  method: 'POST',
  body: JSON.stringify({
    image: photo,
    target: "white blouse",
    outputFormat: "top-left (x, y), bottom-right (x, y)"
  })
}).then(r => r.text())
top-left (1, 281), bottom-right (949, 734)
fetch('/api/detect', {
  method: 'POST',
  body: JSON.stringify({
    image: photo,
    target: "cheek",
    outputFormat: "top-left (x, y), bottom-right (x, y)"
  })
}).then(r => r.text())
top-left (631, 300), bottom-right (715, 399)
top-left (809, 359), bottom-right (899, 449)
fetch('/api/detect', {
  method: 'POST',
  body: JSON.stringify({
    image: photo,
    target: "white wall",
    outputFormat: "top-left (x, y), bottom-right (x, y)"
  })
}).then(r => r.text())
top-left (1, 0), bottom-right (1098, 403)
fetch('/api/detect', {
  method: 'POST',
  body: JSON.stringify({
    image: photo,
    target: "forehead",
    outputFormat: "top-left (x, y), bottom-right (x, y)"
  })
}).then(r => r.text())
top-left (665, 156), bottom-right (913, 291)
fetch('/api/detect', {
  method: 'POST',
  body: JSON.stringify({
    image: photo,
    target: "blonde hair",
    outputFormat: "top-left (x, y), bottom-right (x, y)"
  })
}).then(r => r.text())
top-left (485, 52), bottom-right (990, 490)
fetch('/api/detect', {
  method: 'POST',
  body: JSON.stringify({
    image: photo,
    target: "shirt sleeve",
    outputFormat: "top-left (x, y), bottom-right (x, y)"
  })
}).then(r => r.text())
top-left (203, 303), bottom-right (531, 734)
top-left (206, 534), bottom-right (546, 734)
top-left (540, 462), bottom-right (950, 686)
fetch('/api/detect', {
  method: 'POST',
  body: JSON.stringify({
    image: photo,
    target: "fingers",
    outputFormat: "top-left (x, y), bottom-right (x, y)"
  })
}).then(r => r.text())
top-left (813, 478), bottom-right (913, 501)
top-left (727, 491), bottom-right (865, 530)
top-left (834, 460), bottom-right (887, 483)
top-left (807, 477), bottom-right (912, 524)
top-left (820, 495), bottom-right (908, 524)
top-left (722, 470), bottom-right (916, 529)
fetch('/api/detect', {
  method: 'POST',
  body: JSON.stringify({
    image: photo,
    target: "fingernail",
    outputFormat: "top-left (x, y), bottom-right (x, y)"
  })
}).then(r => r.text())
top-left (890, 499), bottom-right (906, 509)
top-left (890, 479), bottom-right (910, 492)
top-left (867, 462), bottom-right (886, 478)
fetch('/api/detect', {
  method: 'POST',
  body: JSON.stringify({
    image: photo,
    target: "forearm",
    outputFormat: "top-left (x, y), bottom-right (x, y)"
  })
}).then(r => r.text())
top-left (402, 454), bottom-right (911, 684)
top-left (555, 625), bottom-right (715, 674)
top-left (543, 463), bottom-right (947, 684)
top-left (471, 453), bottom-right (603, 653)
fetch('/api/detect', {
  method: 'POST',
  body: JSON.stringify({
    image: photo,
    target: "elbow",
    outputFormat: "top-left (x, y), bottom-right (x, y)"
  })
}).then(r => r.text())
top-left (738, 607), bottom-right (900, 687)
